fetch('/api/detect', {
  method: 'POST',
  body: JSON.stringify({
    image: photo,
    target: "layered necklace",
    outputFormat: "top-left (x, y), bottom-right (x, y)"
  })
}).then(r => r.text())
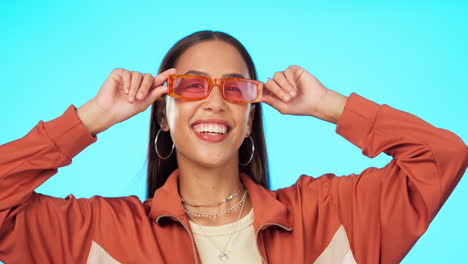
top-left (182, 186), bottom-right (248, 263)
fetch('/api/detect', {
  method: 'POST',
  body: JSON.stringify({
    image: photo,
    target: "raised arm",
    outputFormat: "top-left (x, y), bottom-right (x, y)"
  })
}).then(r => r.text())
top-left (263, 65), bottom-right (468, 263)
top-left (329, 93), bottom-right (467, 263)
top-left (0, 104), bottom-right (100, 263)
top-left (0, 68), bottom-right (175, 263)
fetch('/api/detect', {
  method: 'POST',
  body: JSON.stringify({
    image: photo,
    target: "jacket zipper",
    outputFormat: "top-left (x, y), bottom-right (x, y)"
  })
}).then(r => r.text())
top-left (255, 223), bottom-right (293, 264)
top-left (156, 215), bottom-right (199, 264)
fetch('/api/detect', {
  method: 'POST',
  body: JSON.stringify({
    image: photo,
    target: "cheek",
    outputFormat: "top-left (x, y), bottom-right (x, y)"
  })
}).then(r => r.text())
top-left (235, 105), bottom-right (253, 137)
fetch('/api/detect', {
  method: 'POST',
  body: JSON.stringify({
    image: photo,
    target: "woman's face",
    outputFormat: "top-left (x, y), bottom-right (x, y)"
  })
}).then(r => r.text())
top-left (162, 40), bottom-right (255, 168)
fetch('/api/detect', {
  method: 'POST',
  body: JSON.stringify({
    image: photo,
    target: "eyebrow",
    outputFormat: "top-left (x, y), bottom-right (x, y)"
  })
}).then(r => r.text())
top-left (184, 70), bottom-right (247, 79)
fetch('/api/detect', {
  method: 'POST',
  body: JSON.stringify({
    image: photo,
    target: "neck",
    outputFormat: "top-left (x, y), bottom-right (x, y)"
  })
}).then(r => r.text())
top-left (177, 153), bottom-right (243, 207)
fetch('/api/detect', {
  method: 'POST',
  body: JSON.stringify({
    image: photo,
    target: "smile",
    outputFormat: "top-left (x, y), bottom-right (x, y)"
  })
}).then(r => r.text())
top-left (193, 123), bottom-right (228, 135)
top-left (191, 120), bottom-right (232, 143)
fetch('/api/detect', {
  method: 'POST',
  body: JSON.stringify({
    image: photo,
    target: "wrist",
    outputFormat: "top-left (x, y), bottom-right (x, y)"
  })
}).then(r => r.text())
top-left (77, 100), bottom-right (113, 136)
top-left (310, 89), bottom-right (347, 124)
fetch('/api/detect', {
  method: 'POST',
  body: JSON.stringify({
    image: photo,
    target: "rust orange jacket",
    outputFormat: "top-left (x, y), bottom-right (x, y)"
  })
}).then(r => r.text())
top-left (0, 93), bottom-right (467, 264)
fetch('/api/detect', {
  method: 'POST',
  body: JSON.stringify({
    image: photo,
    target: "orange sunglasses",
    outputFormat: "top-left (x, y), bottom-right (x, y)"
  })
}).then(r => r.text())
top-left (167, 75), bottom-right (263, 104)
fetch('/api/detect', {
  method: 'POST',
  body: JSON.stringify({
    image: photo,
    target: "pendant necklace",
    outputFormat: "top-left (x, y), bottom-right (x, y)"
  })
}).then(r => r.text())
top-left (187, 191), bottom-right (248, 263)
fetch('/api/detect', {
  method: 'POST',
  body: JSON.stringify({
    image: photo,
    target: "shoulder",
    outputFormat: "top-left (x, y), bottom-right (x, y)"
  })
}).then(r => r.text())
top-left (28, 192), bottom-right (147, 216)
top-left (272, 174), bottom-right (336, 205)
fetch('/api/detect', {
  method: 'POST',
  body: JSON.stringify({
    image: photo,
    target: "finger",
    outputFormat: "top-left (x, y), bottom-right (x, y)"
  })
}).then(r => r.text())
top-left (143, 85), bottom-right (169, 105)
top-left (262, 94), bottom-right (288, 114)
top-left (128, 72), bottom-right (143, 103)
top-left (265, 78), bottom-right (291, 102)
top-left (136, 73), bottom-right (154, 101)
top-left (153, 68), bottom-right (177, 87)
top-left (283, 67), bottom-right (298, 93)
top-left (273, 72), bottom-right (296, 97)
top-left (122, 70), bottom-right (131, 94)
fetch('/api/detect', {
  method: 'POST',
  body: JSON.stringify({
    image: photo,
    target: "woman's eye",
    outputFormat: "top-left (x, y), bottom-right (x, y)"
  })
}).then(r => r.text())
top-left (186, 83), bottom-right (203, 88)
top-left (227, 86), bottom-right (241, 92)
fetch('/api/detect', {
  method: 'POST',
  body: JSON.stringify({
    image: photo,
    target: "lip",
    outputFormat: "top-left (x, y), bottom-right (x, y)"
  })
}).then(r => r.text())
top-left (191, 119), bottom-right (232, 143)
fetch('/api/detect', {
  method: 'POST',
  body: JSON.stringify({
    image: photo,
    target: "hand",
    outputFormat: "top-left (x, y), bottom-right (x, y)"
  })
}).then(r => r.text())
top-left (262, 65), bottom-right (347, 123)
top-left (77, 68), bottom-right (176, 135)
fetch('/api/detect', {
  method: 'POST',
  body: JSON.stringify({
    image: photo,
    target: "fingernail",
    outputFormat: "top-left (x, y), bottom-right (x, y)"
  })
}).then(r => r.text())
top-left (137, 92), bottom-right (143, 100)
top-left (284, 95), bottom-right (290, 101)
top-left (125, 89), bottom-right (129, 94)
top-left (289, 90), bottom-right (296, 96)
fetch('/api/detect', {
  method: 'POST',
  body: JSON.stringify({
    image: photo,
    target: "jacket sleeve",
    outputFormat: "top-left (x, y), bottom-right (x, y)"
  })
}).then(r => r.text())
top-left (327, 93), bottom-right (468, 264)
top-left (0, 105), bottom-right (98, 263)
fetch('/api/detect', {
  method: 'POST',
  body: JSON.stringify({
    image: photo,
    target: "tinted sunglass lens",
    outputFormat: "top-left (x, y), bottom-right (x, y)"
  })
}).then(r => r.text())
top-left (173, 77), bottom-right (209, 99)
top-left (223, 80), bottom-right (257, 102)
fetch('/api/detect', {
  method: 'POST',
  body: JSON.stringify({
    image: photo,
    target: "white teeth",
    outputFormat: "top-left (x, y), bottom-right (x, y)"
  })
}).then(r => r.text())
top-left (193, 123), bottom-right (228, 135)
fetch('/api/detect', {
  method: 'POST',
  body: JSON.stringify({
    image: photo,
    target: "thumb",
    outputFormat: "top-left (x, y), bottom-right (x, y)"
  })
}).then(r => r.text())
top-left (153, 68), bottom-right (177, 87)
top-left (144, 85), bottom-right (168, 105)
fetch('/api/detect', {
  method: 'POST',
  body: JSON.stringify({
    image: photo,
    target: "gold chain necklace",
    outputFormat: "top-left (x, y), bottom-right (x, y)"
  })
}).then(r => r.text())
top-left (182, 186), bottom-right (244, 208)
top-left (185, 190), bottom-right (247, 219)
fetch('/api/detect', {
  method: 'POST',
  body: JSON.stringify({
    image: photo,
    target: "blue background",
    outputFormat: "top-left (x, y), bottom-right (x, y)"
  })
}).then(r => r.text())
top-left (1, 0), bottom-right (467, 263)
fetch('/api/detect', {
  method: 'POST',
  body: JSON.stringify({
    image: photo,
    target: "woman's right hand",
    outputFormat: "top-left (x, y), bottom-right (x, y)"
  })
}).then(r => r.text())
top-left (77, 68), bottom-right (176, 136)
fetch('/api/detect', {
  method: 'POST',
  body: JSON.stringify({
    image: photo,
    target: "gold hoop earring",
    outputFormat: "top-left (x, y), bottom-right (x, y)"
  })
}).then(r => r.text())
top-left (239, 136), bottom-right (254, 166)
top-left (154, 129), bottom-right (174, 160)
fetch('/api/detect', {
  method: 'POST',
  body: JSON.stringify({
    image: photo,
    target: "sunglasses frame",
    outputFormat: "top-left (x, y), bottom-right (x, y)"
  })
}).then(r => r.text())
top-left (167, 74), bottom-right (263, 104)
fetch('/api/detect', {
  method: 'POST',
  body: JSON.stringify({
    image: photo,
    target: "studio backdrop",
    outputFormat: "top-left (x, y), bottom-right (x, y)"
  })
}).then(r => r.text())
top-left (1, 0), bottom-right (467, 263)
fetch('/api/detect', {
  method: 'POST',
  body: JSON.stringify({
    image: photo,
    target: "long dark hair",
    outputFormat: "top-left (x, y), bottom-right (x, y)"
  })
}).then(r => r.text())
top-left (146, 30), bottom-right (269, 198)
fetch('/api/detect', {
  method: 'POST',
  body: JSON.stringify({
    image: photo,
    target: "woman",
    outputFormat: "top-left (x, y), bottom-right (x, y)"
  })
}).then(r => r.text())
top-left (0, 30), bottom-right (466, 264)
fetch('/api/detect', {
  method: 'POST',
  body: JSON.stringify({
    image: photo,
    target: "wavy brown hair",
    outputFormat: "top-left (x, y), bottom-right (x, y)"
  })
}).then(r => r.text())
top-left (146, 30), bottom-right (269, 198)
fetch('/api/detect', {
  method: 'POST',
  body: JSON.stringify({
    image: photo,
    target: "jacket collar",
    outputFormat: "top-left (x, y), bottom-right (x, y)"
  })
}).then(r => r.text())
top-left (146, 169), bottom-right (293, 232)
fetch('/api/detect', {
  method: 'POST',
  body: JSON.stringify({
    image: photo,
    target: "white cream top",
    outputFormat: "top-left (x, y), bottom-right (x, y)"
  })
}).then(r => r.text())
top-left (188, 209), bottom-right (262, 263)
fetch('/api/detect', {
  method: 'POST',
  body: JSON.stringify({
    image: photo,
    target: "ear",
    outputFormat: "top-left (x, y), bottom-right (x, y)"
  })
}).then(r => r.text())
top-left (246, 104), bottom-right (256, 137)
top-left (156, 97), bottom-right (170, 131)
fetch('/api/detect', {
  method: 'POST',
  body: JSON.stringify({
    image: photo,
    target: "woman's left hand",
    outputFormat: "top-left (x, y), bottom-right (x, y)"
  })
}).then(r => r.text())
top-left (262, 65), bottom-right (347, 124)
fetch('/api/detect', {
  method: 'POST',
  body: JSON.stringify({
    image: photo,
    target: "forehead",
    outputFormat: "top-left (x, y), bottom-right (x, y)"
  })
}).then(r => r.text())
top-left (174, 40), bottom-right (250, 78)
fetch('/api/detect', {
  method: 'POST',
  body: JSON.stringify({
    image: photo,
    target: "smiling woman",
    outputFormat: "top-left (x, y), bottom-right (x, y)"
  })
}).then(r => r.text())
top-left (148, 31), bottom-right (270, 199)
top-left (0, 30), bottom-right (467, 264)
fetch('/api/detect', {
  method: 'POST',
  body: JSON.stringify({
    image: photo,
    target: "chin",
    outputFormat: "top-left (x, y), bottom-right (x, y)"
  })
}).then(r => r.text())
top-left (199, 157), bottom-right (230, 168)
top-left (194, 152), bottom-right (235, 169)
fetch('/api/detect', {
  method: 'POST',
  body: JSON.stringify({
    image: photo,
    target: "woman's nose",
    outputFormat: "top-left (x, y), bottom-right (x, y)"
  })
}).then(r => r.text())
top-left (202, 84), bottom-right (226, 112)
